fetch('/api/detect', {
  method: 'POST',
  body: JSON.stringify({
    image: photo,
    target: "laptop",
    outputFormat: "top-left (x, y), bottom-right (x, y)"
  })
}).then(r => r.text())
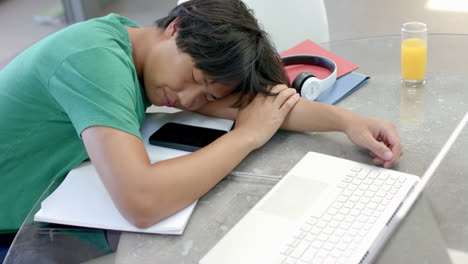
top-left (200, 112), bottom-right (468, 264)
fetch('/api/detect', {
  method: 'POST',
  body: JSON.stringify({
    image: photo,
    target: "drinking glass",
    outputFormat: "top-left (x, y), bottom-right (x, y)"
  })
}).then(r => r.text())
top-left (401, 22), bottom-right (428, 87)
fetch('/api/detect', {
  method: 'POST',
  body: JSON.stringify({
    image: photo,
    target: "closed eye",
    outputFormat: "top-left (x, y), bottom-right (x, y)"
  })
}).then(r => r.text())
top-left (192, 72), bottom-right (197, 82)
top-left (205, 93), bottom-right (219, 102)
top-left (210, 94), bottom-right (220, 101)
top-left (194, 70), bottom-right (221, 101)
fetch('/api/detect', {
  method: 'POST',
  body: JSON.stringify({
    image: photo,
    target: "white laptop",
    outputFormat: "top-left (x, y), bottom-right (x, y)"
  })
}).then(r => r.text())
top-left (200, 112), bottom-right (467, 264)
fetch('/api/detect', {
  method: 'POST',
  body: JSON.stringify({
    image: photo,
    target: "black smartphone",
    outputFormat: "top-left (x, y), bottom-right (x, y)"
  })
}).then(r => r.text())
top-left (149, 122), bottom-right (228, 152)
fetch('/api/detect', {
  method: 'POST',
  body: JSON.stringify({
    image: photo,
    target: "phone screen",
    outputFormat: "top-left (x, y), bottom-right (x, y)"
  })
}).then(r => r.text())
top-left (149, 122), bottom-right (228, 152)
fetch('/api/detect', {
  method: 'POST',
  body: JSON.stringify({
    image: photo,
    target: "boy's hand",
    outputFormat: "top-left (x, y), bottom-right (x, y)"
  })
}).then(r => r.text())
top-left (344, 116), bottom-right (403, 168)
top-left (234, 84), bottom-right (300, 150)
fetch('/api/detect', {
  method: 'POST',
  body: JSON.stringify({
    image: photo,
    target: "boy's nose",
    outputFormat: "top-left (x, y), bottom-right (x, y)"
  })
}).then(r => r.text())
top-left (178, 88), bottom-right (207, 110)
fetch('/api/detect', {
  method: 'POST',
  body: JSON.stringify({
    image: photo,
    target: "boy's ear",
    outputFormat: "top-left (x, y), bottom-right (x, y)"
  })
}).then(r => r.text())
top-left (165, 17), bottom-right (180, 38)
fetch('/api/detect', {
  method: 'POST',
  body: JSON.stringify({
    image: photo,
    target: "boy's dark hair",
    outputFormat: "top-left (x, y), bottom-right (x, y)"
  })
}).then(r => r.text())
top-left (155, 0), bottom-right (289, 106)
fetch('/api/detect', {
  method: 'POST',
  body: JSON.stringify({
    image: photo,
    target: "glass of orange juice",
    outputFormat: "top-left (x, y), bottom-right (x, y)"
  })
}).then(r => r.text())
top-left (401, 22), bottom-right (428, 87)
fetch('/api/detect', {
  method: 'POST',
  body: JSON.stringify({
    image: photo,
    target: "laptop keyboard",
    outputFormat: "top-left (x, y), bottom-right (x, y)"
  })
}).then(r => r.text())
top-left (279, 166), bottom-right (407, 264)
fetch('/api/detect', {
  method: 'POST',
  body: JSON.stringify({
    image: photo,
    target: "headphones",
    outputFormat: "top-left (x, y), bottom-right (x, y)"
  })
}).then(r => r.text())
top-left (282, 55), bottom-right (337, 101)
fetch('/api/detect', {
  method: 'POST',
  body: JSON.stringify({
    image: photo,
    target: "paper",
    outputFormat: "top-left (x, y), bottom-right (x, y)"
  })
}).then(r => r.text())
top-left (34, 162), bottom-right (197, 234)
top-left (34, 111), bottom-right (234, 235)
top-left (280, 39), bottom-right (359, 81)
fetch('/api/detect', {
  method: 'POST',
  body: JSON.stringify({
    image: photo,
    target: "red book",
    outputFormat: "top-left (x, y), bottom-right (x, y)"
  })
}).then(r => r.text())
top-left (280, 39), bottom-right (359, 81)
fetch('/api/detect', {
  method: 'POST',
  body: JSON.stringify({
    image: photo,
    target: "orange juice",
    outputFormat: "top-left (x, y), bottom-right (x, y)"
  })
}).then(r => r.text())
top-left (401, 38), bottom-right (427, 81)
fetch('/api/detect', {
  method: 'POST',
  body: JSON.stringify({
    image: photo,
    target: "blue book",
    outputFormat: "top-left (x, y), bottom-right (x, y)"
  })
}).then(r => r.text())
top-left (315, 72), bottom-right (370, 105)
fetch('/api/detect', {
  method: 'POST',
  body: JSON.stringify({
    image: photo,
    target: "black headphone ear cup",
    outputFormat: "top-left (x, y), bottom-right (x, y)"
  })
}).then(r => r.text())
top-left (291, 72), bottom-right (316, 93)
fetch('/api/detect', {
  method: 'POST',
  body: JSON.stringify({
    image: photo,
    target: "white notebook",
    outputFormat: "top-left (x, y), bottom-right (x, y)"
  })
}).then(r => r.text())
top-left (34, 111), bottom-right (234, 235)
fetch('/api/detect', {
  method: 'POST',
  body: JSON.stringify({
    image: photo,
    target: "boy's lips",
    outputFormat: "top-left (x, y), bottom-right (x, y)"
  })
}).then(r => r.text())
top-left (163, 92), bottom-right (175, 107)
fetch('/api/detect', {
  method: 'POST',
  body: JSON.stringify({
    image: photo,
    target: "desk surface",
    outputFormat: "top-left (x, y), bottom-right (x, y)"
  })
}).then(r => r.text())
top-left (5, 35), bottom-right (468, 264)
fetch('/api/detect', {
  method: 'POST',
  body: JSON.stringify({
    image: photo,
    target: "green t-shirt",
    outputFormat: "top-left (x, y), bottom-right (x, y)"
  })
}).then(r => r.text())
top-left (0, 14), bottom-right (151, 232)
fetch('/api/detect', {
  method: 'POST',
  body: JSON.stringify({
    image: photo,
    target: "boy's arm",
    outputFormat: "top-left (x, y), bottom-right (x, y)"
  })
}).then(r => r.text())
top-left (197, 96), bottom-right (402, 168)
top-left (196, 95), bottom-right (350, 132)
top-left (82, 86), bottom-right (299, 229)
top-left (82, 125), bottom-right (253, 228)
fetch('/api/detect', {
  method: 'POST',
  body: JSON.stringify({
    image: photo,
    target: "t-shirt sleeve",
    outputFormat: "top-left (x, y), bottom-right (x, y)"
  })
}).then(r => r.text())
top-left (48, 47), bottom-right (143, 139)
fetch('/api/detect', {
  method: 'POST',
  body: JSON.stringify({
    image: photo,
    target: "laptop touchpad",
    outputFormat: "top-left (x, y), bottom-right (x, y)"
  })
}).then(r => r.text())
top-left (258, 174), bottom-right (329, 220)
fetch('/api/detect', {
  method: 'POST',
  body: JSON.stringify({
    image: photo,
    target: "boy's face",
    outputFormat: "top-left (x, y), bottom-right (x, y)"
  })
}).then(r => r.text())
top-left (142, 23), bottom-right (236, 111)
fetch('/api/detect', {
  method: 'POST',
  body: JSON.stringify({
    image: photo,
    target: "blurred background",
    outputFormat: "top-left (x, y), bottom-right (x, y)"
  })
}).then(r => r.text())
top-left (1, 0), bottom-right (468, 69)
